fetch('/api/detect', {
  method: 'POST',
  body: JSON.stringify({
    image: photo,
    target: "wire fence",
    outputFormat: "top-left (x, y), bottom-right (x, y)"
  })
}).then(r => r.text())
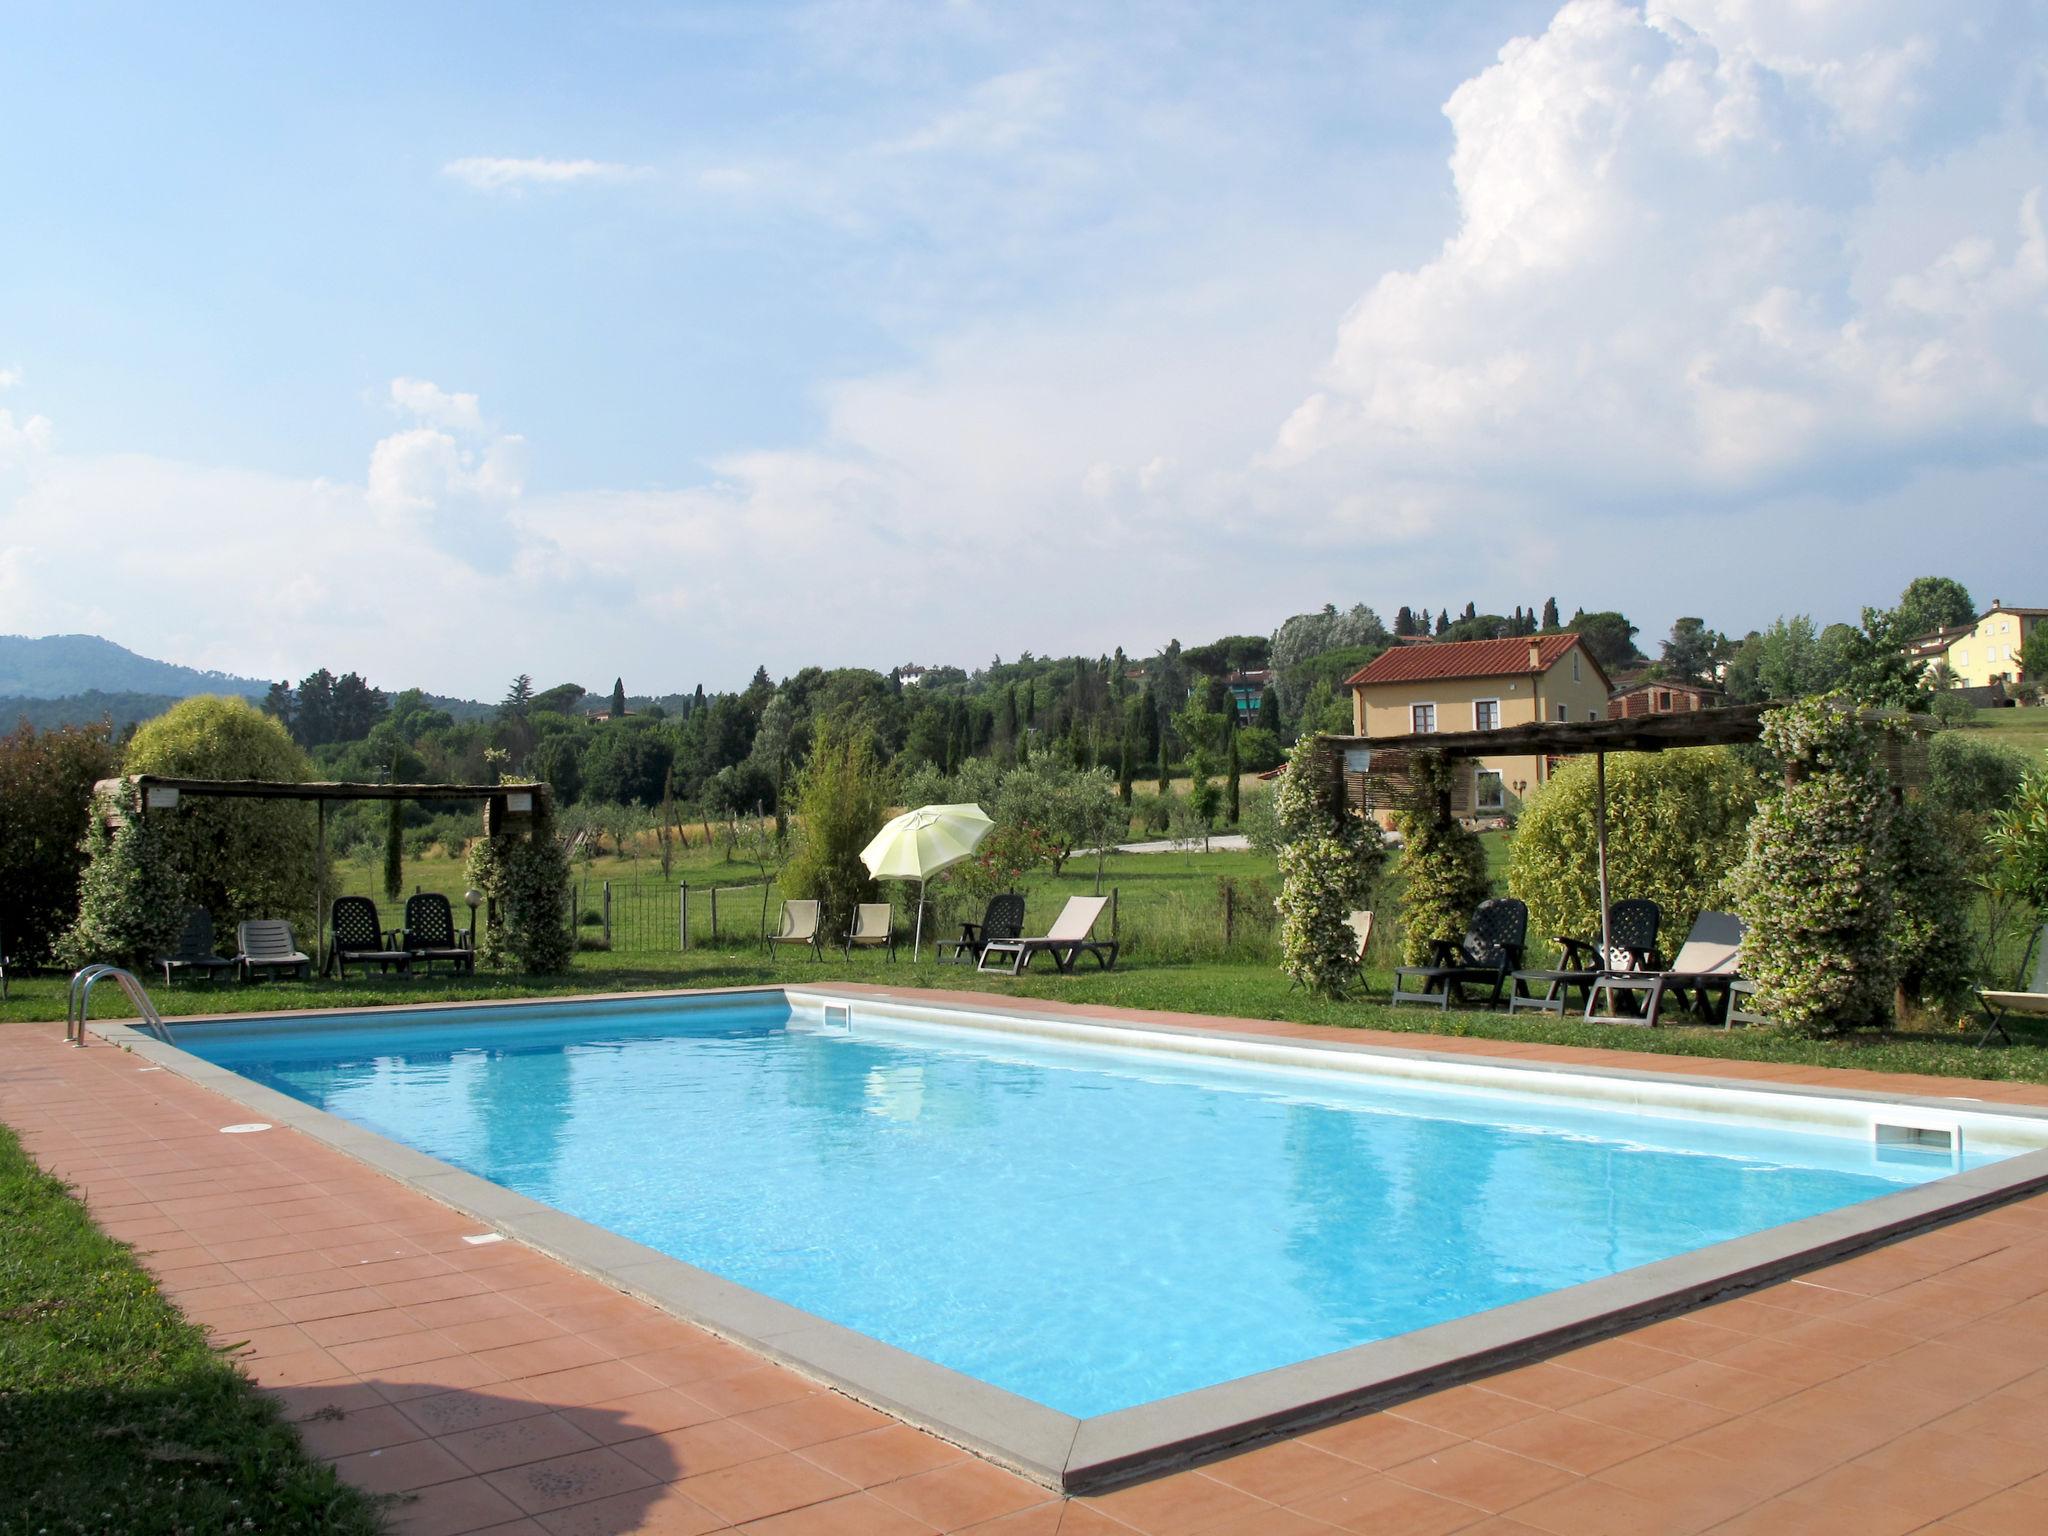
top-left (571, 876), bottom-right (784, 952)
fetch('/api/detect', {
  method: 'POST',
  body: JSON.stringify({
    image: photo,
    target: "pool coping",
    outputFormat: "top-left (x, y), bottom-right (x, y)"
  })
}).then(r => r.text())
top-left (94, 984), bottom-right (2048, 1493)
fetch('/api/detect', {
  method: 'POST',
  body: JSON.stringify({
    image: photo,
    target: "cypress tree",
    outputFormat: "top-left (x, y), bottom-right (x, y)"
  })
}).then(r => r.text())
top-left (1117, 729), bottom-right (1134, 804)
top-left (610, 677), bottom-right (627, 718)
top-left (1257, 682), bottom-right (1280, 737)
top-left (1157, 736), bottom-right (1170, 795)
top-left (1226, 728), bottom-right (1241, 825)
top-left (1542, 595), bottom-right (1560, 630)
top-left (383, 797), bottom-right (404, 902)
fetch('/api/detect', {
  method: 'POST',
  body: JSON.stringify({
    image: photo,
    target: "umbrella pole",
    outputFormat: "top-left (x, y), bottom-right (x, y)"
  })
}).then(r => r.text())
top-left (1595, 752), bottom-right (1612, 963)
top-left (914, 878), bottom-right (926, 963)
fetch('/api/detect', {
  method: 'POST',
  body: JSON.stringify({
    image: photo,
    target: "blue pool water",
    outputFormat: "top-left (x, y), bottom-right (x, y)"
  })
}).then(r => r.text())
top-left (183, 995), bottom-right (1995, 1418)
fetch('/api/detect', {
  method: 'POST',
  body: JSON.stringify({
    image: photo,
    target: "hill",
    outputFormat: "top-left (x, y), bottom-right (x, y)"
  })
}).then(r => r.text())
top-left (0, 634), bottom-right (271, 700)
top-left (0, 691), bottom-right (193, 733)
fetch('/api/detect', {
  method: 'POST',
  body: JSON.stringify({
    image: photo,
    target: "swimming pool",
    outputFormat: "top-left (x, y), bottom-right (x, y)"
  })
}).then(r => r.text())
top-left (138, 988), bottom-right (2048, 1487)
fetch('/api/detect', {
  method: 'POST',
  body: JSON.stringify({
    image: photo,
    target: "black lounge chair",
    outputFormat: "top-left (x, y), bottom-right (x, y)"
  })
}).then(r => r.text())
top-left (236, 919), bottom-right (311, 982)
top-left (403, 893), bottom-right (476, 975)
top-left (1508, 899), bottom-right (1663, 1016)
top-left (329, 896), bottom-right (411, 979)
top-left (1389, 898), bottom-right (1528, 1011)
top-left (937, 894), bottom-right (1026, 966)
top-left (158, 906), bottom-right (239, 985)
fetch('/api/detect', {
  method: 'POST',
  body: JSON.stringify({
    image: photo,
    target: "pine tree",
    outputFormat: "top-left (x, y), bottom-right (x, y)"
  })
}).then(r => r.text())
top-left (1435, 609), bottom-right (1450, 636)
top-left (1542, 596), bottom-right (1560, 630)
top-left (609, 677), bottom-right (626, 718)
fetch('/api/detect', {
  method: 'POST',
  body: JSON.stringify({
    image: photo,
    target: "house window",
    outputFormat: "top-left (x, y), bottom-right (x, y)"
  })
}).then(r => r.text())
top-left (1656, 690), bottom-right (1672, 710)
top-left (1572, 652), bottom-right (1581, 682)
top-left (1556, 704), bottom-right (1568, 722)
top-left (1474, 700), bottom-right (1500, 730)
top-left (1412, 703), bottom-right (1436, 733)
top-left (1958, 648), bottom-right (1969, 666)
top-left (1476, 770), bottom-right (1506, 812)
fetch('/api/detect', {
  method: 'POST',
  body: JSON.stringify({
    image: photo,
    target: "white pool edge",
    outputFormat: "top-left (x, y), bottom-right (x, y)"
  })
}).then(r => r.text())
top-left (96, 986), bottom-right (2048, 1492)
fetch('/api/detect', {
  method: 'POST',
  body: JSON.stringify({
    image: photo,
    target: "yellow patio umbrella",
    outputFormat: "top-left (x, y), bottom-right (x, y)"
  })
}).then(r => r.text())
top-left (860, 803), bottom-right (994, 961)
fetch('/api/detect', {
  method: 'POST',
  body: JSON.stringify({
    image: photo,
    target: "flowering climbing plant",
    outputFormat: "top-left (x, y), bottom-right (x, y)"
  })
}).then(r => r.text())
top-left (1273, 733), bottom-right (1384, 996)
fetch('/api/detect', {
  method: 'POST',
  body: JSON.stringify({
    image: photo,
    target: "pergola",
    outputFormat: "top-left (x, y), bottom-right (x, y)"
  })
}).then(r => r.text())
top-left (98, 775), bottom-right (551, 971)
top-left (1319, 703), bottom-right (1773, 961)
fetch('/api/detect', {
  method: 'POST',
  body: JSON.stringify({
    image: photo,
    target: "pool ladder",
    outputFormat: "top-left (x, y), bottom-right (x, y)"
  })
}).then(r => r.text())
top-left (67, 965), bottom-right (171, 1047)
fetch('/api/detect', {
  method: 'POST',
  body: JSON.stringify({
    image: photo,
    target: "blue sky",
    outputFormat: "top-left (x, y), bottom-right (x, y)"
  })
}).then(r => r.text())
top-left (2, 1), bottom-right (2045, 698)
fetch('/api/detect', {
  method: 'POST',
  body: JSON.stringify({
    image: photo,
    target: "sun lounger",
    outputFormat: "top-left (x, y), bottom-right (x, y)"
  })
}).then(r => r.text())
top-left (402, 893), bottom-right (475, 975)
top-left (1390, 898), bottom-right (1528, 1010)
top-left (236, 919), bottom-right (310, 982)
top-left (1978, 923), bottom-right (2048, 1046)
top-left (844, 903), bottom-right (896, 960)
top-left (1288, 910), bottom-right (1373, 992)
top-left (328, 896), bottom-right (411, 979)
top-left (1584, 910), bottom-right (1744, 1026)
top-left (768, 899), bottom-right (824, 960)
top-left (1508, 899), bottom-right (1662, 1016)
top-left (158, 906), bottom-right (239, 985)
top-left (977, 895), bottom-right (1119, 976)
top-left (937, 894), bottom-right (1026, 966)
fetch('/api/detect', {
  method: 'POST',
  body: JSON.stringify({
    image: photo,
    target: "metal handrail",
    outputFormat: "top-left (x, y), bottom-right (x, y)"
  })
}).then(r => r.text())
top-left (67, 965), bottom-right (171, 1046)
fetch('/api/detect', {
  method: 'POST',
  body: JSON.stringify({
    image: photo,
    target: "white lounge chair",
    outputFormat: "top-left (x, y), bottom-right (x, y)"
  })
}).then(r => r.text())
top-left (1979, 924), bottom-right (2048, 1046)
top-left (768, 899), bottom-right (823, 960)
top-left (843, 903), bottom-right (896, 961)
top-left (978, 895), bottom-right (1119, 976)
top-left (236, 919), bottom-right (310, 982)
top-left (1585, 910), bottom-right (1743, 1026)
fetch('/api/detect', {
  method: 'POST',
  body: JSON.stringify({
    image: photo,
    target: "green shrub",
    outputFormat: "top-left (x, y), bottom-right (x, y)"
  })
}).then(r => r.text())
top-left (780, 723), bottom-right (889, 939)
top-left (57, 780), bottom-right (188, 969)
top-left (1988, 764), bottom-right (2048, 913)
top-left (1730, 699), bottom-right (1897, 1033)
top-left (0, 720), bottom-right (118, 966)
top-left (1927, 730), bottom-right (2030, 817)
top-left (1887, 798), bottom-right (1976, 1016)
top-left (1392, 753), bottom-right (1489, 964)
top-left (1273, 735), bottom-right (1384, 994)
top-left (1506, 748), bottom-right (1757, 960)
top-left (124, 696), bottom-right (319, 937)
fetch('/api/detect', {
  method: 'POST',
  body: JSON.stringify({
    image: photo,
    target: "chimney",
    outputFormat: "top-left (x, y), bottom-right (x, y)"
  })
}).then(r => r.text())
top-left (1528, 641), bottom-right (1542, 670)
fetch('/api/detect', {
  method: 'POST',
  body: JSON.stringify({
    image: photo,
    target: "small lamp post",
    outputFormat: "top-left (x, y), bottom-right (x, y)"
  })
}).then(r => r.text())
top-left (463, 888), bottom-right (483, 950)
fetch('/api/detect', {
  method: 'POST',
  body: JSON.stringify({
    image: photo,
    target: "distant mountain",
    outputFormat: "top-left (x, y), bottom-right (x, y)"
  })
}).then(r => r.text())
top-left (0, 690), bottom-right (193, 733)
top-left (0, 634), bottom-right (271, 701)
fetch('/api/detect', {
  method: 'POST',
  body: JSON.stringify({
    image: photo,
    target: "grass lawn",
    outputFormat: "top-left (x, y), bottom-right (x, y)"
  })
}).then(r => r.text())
top-left (0, 1121), bottom-right (385, 1535)
top-left (1969, 703), bottom-right (2048, 758)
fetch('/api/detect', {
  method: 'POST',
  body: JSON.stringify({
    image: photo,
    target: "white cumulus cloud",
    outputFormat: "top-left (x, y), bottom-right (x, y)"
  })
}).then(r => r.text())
top-left (441, 156), bottom-right (646, 193)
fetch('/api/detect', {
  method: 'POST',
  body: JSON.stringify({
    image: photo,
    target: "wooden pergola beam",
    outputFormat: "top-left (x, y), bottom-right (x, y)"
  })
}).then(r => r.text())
top-left (1322, 702), bottom-right (1774, 762)
top-left (102, 776), bottom-right (548, 803)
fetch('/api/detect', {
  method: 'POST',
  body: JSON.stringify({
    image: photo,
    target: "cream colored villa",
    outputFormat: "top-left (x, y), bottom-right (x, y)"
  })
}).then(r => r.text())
top-left (1930, 602), bottom-right (2045, 689)
top-left (1345, 633), bottom-right (1612, 813)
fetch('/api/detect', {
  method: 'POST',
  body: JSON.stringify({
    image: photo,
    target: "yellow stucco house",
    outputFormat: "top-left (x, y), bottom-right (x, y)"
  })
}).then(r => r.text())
top-left (1345, 634), bottom-right (1613, 814)
top-left (1938, 602), bottom-right (2046, 689)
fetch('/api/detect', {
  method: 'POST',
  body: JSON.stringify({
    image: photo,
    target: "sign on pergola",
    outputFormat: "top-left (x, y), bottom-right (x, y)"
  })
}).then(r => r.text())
top-left (92, 775), bottom-right (552, 970)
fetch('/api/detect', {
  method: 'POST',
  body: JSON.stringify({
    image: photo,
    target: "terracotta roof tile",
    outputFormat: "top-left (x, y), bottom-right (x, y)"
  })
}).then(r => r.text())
top-left (1347, 633), bottom-right (1597, 688)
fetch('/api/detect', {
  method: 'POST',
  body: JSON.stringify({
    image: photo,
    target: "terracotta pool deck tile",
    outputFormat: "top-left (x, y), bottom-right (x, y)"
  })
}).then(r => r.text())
top-left (384, 1473), bottom-right (533, 1535)
top-left (302, 1305), bottom-right (433, 1349)
top-left (1198, 1437), bottom-right (1373, 1505)
top-left (630, 1336), bottom-right (786, 1388)
top-left (441, 1310), bottom-right (577, 1353)
top-left (1288, 1471), bottom-right (1486, 1533)
top-left (1391, 1385), bottom-right (1546, 1438)
top-left (563, 1386), bottom-right (727, 1445)
top-left (676, 1450), bottom-right (860, 1525)
top-left (688, 1365), bottom-right (829, 1418)
top-left (407, 1290), bottom-right (536, 1330)
top-left (868, 1461), bottom-right (1055, 1530)
top-left (395, 1384), bottom-right (550, 1438)
top-left (1476, 1411), bottom-right (1661, 1476)
top-left (734, 1389), bottom-right (893, 1450)
top-left (381, 1270), bottom-right (511, 1307)
top-left (1784, 1459), bottom-right (2006, 1528)
top-left (1503, 1476), bottom-right (1690, 1536)
top-left (441, 1411), bottom-right (606, 1475)
top-left (1540, 1334), bottom-right (1690, 1385)
top-left (514, 1358), bottom-right (669, 1410)
top-left (1385, 1440), bottom-right (1579, 1515)
top-left (470, 1332), bottom-right (615, 1380)
top-left (739, 1491), bottom-right (948, 1535)
top-left (331, 1327), bottom-right (474, 1375)
top-left (1562, 1383), bottom-right (1733, 1441)
top-left (1181, 1504), bottom-right (1334, 1536)
top-left (296, 1399), bottom-right (435, 1459)
top-left (798, 1424), bottom-right (970, 1489)
top-left (1632, 1357), bottom-right (1804, 1414)
top-left (1301, 1410), bottom-right (1463, 1470)
top-left (241, 1342), bottom-right (356, 1387)
top-left (612, 1417), bottom-right (786, 1480)
top-left (484, 1445), bottom-right (666, 1516)
top-left (532, 1484), bottom-right (733, 1535)
top-left (578, 1312), bottom-right (708, 1358)
top-left (333, 1434), bottom-right (474, 1495)
top-left (378, 1353), bottom-right (525, 1403)
top-left (1946, 1485), bottom-right (2048, 1535)
top-left (1476, 1360), bottom-right (1615, 1410)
